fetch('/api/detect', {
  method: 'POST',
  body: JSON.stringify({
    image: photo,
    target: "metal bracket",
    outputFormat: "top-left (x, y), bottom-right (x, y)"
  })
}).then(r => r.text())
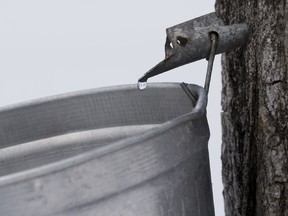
top-left (180, 32), bottom-right (218, 105)
top-left (137, 12), bottom-right (248, 89)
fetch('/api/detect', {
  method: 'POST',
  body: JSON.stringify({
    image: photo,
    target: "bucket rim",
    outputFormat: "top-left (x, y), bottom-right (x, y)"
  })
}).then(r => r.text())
top-left (0, 82), bottom-right (207, 186)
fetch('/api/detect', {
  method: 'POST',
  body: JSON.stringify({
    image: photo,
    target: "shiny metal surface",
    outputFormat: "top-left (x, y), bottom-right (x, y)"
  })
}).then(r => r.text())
top-left (0, 83), bottom-right (214, 216)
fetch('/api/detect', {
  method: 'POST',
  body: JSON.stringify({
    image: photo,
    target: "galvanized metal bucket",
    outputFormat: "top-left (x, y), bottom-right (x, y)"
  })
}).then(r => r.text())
top-left (0, 83), bottom-right (214, 216)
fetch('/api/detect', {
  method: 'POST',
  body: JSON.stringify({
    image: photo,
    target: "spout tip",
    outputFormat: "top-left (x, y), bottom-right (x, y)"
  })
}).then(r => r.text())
top-left (137, 57), bottom-right (173, 84)
top-left (138, 76), bottom-right (148, 83)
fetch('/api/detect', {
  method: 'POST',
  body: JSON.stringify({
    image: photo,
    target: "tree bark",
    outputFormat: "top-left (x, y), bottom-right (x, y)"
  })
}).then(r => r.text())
top-left (215, 1), bottom-right (288, 216)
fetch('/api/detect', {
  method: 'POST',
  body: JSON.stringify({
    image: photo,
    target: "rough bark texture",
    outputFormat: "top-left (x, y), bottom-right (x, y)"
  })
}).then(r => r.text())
top-left (215, 1), bottom-right (288, 216)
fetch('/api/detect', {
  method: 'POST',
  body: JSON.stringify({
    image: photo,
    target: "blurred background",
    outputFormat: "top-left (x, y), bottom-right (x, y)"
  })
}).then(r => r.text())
top-left (0, 1), bottom-right (223, 215)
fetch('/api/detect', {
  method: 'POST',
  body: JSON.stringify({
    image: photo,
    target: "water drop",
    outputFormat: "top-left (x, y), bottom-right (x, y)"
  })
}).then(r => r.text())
top-left (137, 81), bottom-right (147, 91)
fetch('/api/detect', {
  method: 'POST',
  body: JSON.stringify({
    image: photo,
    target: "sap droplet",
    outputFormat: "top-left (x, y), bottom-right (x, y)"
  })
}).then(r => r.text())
top-left (137, 81), bottom-right (147, 91)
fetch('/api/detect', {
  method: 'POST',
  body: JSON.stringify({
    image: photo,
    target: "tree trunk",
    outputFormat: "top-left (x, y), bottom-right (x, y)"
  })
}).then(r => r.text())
top-left (215, 1), bottom-right (288, 216)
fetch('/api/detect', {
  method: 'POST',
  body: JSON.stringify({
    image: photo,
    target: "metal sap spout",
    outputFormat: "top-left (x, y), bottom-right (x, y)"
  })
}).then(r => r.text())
top-left (138, 12), bottom-right (248, 83)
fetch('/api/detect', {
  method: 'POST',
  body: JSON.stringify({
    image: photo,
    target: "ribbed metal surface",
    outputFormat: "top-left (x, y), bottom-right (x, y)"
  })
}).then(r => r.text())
top-left (0, 83), bottom-right (214, 216)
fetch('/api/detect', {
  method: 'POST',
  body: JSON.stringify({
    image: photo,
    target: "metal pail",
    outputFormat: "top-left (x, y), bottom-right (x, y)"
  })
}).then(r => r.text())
top-left (0, 83), bottom-right (214, 216)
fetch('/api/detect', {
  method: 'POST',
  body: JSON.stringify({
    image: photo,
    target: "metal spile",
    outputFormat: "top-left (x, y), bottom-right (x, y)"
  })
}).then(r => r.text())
top-left (138, 12), bottom-right (248, 83)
